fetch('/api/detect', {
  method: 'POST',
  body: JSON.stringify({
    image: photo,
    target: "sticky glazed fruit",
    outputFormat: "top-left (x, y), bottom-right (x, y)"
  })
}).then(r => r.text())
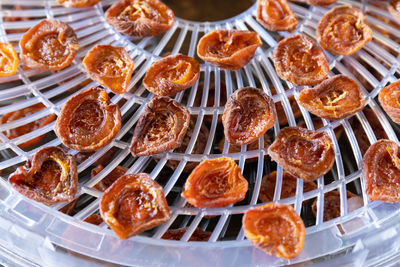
top-left (54, 87), bottom-right (121, 152)
top-left (268, 126), bottom-right (335, 181)
top-left (316, 6), bottom-right (372, 56)
top-left (20, 19), bottom-right (79, 71)
top-left (100, 173), bottom-right (170, 239)
top-left (0, 42), bottom-right (19, 77)
top-left (243, 203), bottom-right (305, 259)
top-left (197, 30), bottom-right (262, 70)
top-left (105, 0), bottom-right (175, 37)
top-left (83, 45), bottom-right (135, 94)
top-left (57, 0), bottom-right (101, 7)
top-left (256, 0), bottom-right (298, 32)
top-left (143, 54), bottom-right (200, 96)
top-left (379, 79), bottom-right (400, 124)
top-left (91, 165), bottom-right (128, 191)
top-left (8, 146), bottom-right (77, 204)
top-left (182, 157), bottom-right (248, 208)
top-left (222, 87), bottom-right (276, 145)
top-left (273, 34), bottom-right (329, 86)
top-left (130, 96), bottom-right (190, 156)
top-left (298, 75), bottom-right (365, 120)
top-left (389, 0), bottom-right (400, 23)
top-left (162, 227), bottom-right (212, 241)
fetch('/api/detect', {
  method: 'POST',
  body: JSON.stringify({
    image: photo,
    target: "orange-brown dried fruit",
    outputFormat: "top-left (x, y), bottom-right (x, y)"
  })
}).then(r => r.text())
top-left (57, 0), bottom-right (101, 7)
top-left (1, 103), bottom-right (56, 148)
top-left (389, 0), bottom-right (400, 23)
top-left (268, 126), bottom-right (335, 181)
top-left (162, 227), bottom-right (212, 241)
top-left (105, 0), bottom-right (175, 37)
top-left (182, 157), bottom-right (248, 208)
top-left (223, 87), bottom-right (276, 145)
top-left (273, 34), bottom-right (329, 86)
top-left (83, 45), bottom-right (134, 94)
top-left (8, 146), bottom-right (78, 204)
top-left (218, 133), bottom-right (271, 154)
top-left (91, 165), bottom-right (128, 191)
top-left (0, 42), bottom-right (19, 77)
top-left (143, 54), bottom-right (200, 96)
top-left (363, 139), bottom-right (400, 202)
top-left (100, 173), bottom-right (170, 239)
top-left (54, 87), bottom-right (121, 152)
top-left (316, 6), bottom-right (372, 56)
top-left (130, 96), bottom-right (190, 156)
top-left (84, 214), bottom-right (103, 225)
top-left (379, 79), bottom-right (400, 124)
top-left (307, 0), bottom-right (336, 5)
top-left (270, 87), bottom-right (302, 126)
top-left (197, 30), bottom-right (262, 70)
top-left (256, 0), bottom-right (298, 32)
top-left (298, 75), bottom-right (365, 120)
top-left (243, 203), bottom-right (305, 259)
top-left (20, 19), bottom-right (79, 71)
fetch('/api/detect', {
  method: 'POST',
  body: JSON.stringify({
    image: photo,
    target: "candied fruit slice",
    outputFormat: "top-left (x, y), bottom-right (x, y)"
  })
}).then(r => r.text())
top-left (223, 87), bottom-right (276, 145)
top-left (298, 75), bottom-right (365, 120)
top-left (243, 203), bottom-right (305, 259)
top-left (379, 79), bottom-right (400, 124)
top-left (268, 126), bottom-right (335, 181)
top-left (162, 227), bottom-right (212, 241)
top-left (316, 6), bottom-right (372, 56)
top-left (20, 19), bottom-right (79, 71)
top-left (58, 0), bottom-right (101, 7)
top-left (100, 173), bottom-right (170, 239)
top-left (256, 0), bottom-right (298, 32)
top-left (389, 0), bottom-right (400, 23)
top-left (197, 30), bottom-right (262, 70)
top-left (182, 157), bottom-right (248, 208)
top-left (273, 34), bottom-right (329, 86)
top-left (83, 45), bottom-right (134, 94)
top-left (105, 0), bottom-right (175, 37)
top-left (54, 87), bottom-right (121, 152)
top-left (91, 165), bottom-right (128, 191)
top-left (0, 42), bottom-right (19, 77)
top-left (8, 146), bottom-right (77, 204)
top-left (130, 96), bottom-right (190, 156)
top-left (307, 0), bottom-right (336, 5)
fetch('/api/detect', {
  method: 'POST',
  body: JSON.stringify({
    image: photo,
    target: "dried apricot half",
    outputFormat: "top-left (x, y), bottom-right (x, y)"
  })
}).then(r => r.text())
top-left (54, 87), bottom-right (121, 152)
top-left (298, 75), bottom-right (365, 120)
top-left (20, 19), bottom-right (79, 71)
top-left (197, 30), bottom-right (262, 70)
top-left (100, 173), bottom-right (170, 239)
top-left (83, 45), bottom-right (134, 94)
top-left (0, 42), bottom-right (19, 77)
top-left (389, 0), bottom-right (400, 23)
top-left (8, 146), bottom-right (78, 204)
top-left (130, 96), bottom-right (190, 156)
top-left (273, 34), bottom-right (329, 86)
top-left (316, 6), bottom-right (372, 56)
top-left (91, 165), bottom-right (128, 191)
top-left (243, 203), bottom-right (305, 259)
top-left (379, 79), bottom-right (400, 124)
top-left (268, 126), bottom-right (335, 181)
top-left (223, 87), bottom-right (276, 145)
top-left (256, 0), bottom-right (298, 32)
top-left (143, 54), bottom-right (200, 96)
top-left (182, 157), bottom-right (248, 208)
top-left (105, 0), bottom-right (175, 37)
top-left (162, 227), bottom-right (212, 241)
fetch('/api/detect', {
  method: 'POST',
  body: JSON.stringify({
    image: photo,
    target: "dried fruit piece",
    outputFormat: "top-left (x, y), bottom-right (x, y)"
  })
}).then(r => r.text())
top-left (243, 203), bottom-right (305, 259)
top-left (307, 0), bottom-right (336, 5)
top-left (197, 30), bottom-right (262, 70)
top-left (162, 227), bottom-right (212, 241)
top-left (218, 133), bottom-right (271, 153)
top-left (57, 0), bottom-right (101, 7)
top-left (84, 214), bottom-right (103, 225)
top-left (256, 0), bottom-right (298, 32)
top-left (379, 79), bottom-right (400, 124)
top-left (54, 87), bottom-right (121, 152)
top-left (105, 0), bottom-right (175, 37)
top-left (20, 19), bottom-right (79, 70)
top-left (182, 157), bottom-right (248, 208)
top-left (363, 139), bottom-right (400, 202)
top-left (223, 87), bottom-right (276, 145)
top-left (100, 173), bottom-right (170, 239)
top-left (268, 127), bottom-right (335, 181)
top-left (0, 42), bottom-right (19, 77)
top-left (270, 87), bottom-right (302, 126)
top-left (298, 75), bottom-right (365, 120)
top-left (273, 34), bottom-right (329, 86)
top-left (143, 54), bottom-right (200, 96)
top-left (83, 45), bottom-right (134, 94)
top-left (1, 103), bottom-right (56, 148)
top-left (130, 96), bottom-right (190, 156)
top-left (389, 0), bottom-right (400, 23)
top-left (8, 146), bottom-right (77, 204)
top-left (316, 6), bottom-right (372, 56)
top-left (91, 165), bottom-right (128, 191)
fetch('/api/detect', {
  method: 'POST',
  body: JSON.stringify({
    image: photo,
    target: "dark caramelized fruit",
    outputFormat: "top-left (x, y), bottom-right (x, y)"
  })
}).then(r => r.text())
top-left (57, 0), bottom-right (101, 7)
top-left (256, 0), bottom-right (298, 32)
top-left (9, 146), bottom-right (77, 204)
top-left (273, 34), bottom-right (329, 86)
top-left (389, 0), bottom-right (400, 23)
top-left (100, 173), bottom-right (170, 239)
top-left (105, 0), bottom-right (175, 37)
top-left (197, 29), bottom-right (262, 70)
top-left (243, 203), bottom-right (305, 259)
top-left (162, 227), bottom-right (212, 241)
top-left (182, 157), bottom-right (248, 208)
top-left (0, 42), bottom-right (19, 77)
top-left (20, 19), bottom-right (79, 70)
top-left (54, 87), bottom-right (121, 152)
top-left (91, 165), bottom-right (128, 191)
top-left (130, 96), bottom-right (190, 156)
top-left (379, 79), bottom-right (400, 124)
top-left (223, 87), bottom-right (276, 145)
top-left (83, 45), bottom-right (135, 94)
top-left (268, 126), bottom-right (335, 181)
